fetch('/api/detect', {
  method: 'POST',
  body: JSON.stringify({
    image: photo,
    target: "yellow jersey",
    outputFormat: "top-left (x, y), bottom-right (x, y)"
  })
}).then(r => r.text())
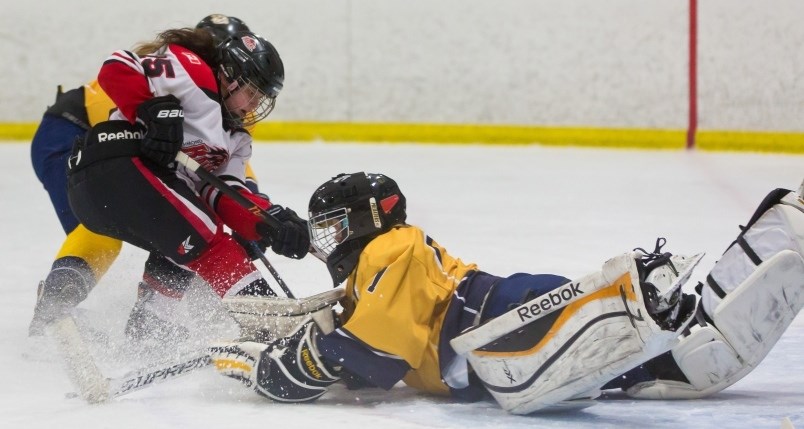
top-left (337, 225), bottom-right (478, 394)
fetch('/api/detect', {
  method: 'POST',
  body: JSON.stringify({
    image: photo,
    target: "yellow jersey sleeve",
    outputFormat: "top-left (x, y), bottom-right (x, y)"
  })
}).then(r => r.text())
top-left (340, 225), bottom-right (477, 393)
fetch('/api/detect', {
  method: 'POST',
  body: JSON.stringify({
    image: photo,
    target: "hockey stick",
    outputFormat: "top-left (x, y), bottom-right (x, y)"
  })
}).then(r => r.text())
top-left (106, 287), bottom-right (345, 400)
top-left (51, 287), bottom-right (345, 403)
top-left (47, 315), bottom-right (214, 403)
top-left (175, 152), bottom-right (296, 298)
top-left (248, 241), bottom-right (295, 298)
top-left (107, 353), bottom-right (212, 399)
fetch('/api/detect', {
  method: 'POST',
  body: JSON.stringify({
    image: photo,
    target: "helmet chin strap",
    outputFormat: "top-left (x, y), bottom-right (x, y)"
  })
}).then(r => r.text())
top-left (219, 71), bottom-right (240, 102)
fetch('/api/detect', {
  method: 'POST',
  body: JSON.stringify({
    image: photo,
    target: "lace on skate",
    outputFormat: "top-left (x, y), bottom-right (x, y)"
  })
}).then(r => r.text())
top-left (634, 237), bottom-right (678, 278)
top-left (633, 237), bottom-right (690, 331)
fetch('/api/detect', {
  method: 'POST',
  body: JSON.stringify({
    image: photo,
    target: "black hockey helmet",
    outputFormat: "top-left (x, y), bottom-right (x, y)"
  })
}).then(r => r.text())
top-left (217, 31), bottom-right (284, 127)
top-left (196, 14), bottom-right (251, 44)
top-left (309, 172), bottom-right (407, 284)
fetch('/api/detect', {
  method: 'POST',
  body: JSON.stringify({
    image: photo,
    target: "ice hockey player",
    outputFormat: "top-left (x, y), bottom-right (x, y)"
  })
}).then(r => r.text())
top-left (28, 15), bottom-right (287, 343)
top-left (209, 173), bottom-right (802, 413)
top-left (64, 25), bottom-right (309, 342)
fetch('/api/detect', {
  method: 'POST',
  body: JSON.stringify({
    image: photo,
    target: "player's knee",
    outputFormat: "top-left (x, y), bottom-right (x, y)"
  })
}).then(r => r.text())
top-left (143, 252), bottom-right (194, 295)
top-left (185, 233), bottom-right (262, 297)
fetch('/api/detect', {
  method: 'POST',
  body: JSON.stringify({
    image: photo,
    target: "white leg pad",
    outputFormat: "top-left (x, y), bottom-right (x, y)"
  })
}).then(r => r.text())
top-left (452, 252), bottom-right (692, 414)
top-left (628, 186), bottom-right (804, 399)
top-left (628, 250), bottom-right (804, 399)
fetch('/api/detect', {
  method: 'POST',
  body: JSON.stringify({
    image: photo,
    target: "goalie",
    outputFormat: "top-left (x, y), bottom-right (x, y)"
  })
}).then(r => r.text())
top-left (209, 173), bottom-right (803, 414)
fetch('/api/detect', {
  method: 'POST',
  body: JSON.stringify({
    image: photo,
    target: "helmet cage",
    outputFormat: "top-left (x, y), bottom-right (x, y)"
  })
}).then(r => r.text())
top-left (218, 33), bottom-right (283, 128)
top-left (221, 75), bottom-right (276, 128)
top-left (309, 207), bottom-right (352, 257)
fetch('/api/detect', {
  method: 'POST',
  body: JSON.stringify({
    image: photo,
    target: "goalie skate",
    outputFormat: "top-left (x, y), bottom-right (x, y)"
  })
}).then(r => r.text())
top-left (628, 184), bottom-right (804, 399)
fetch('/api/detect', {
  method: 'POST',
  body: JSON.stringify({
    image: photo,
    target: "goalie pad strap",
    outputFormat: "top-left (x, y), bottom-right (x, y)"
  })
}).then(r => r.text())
top-left (705, 274), bottom-right (727, 300)
top-left (736, 236), bottom-right (763, 265)
top-left (628, 186), bottom-right (804, 400)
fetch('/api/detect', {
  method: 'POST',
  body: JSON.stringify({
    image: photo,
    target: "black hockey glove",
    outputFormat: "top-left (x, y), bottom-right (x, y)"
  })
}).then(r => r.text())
top-left (209, 319), bottom-right (340, 403)
top-left (258, 205), bottom-right (310, 259)
top-left (136, 95), bottom-right (184, 166)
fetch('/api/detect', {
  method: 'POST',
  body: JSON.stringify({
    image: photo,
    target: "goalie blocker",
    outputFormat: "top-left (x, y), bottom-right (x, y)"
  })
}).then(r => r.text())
top-left (621, 183), bottom-right (804, 399)
top-left (450, 247), bottom-right (702, 414)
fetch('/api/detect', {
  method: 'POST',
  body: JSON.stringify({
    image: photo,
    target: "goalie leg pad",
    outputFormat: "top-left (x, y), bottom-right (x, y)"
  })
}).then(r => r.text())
top-left (628, 250), bottom-right (804, 399)
top-left (628, 187), bottom-right (804, 399)
top-left (452, 252), bottom-right (694, 414)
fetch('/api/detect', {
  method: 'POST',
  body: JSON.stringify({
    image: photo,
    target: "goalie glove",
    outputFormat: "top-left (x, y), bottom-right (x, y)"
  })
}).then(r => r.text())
top-left (209, 318), bottom-right (340, 402)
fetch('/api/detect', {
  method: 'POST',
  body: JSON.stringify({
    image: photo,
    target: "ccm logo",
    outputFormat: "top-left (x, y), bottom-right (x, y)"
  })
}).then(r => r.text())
top-left (156, 109), bottom-right (184, 119)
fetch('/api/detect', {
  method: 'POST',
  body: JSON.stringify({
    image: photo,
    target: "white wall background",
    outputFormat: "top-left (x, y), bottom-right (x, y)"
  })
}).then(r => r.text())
top-left (3, 0), bottom-right (804, 131)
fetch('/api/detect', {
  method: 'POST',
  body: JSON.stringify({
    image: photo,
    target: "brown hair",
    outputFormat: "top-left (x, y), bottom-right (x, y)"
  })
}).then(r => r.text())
top-left (133, 28), bottom-right (218, 68)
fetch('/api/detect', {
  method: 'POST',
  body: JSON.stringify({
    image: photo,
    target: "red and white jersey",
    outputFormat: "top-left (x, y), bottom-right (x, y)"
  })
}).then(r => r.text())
top-left (97, 44), bottom-right (252, 186)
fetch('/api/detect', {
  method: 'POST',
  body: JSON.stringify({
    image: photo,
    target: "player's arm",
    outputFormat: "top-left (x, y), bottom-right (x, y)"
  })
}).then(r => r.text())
top-left (210, 251), bottom-right (423, 401)
top-left (209, 312), bottom-right (411, 402)
top-left (97, 50), bottom-right (153, 121)
top-left (97, 50), bottom-right (184, 166)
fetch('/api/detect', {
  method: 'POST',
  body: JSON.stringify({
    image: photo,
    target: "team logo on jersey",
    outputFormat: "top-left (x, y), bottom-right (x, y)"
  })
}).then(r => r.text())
top-left (183, 143), bottom-right (229, 171)
top-left (178, 236), bottom-right (194, 255)
top-left (241, 35), bottom-right (258, 52)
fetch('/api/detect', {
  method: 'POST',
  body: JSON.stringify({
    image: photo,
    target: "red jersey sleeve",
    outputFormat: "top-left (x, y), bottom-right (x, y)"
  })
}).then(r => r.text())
top-left (97, 50), bottom-right (152, 122)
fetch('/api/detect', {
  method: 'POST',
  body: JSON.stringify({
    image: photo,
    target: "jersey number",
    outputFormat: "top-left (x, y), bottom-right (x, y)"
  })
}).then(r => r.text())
top-left (142, 58), bottom-right (176, 78)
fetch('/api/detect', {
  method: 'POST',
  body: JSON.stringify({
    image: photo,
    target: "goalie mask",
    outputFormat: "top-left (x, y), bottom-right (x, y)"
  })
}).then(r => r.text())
top-left (217, 31), bottom-right (284, 128)
top-left (196, 14), bottom-right (251, 44)
top-left (309, 172), bottom-right (407, 285)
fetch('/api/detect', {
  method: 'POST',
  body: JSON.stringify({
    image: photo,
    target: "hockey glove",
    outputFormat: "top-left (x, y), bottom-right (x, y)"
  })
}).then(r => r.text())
top-left (209, 318), bottom-right (340, 402)
top-left (136, 95), bottom-right (184, 166)
top-left (210, 188), bottom-right (271, 241)
top-left (259, 205), bottom-right (310, 260)
top-left (231, 194), bottom-right (271, 261)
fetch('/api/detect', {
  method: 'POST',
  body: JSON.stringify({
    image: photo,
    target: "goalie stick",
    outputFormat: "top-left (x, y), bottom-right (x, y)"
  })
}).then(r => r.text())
top-left (47, 316), bottom-right (213, 403)
top-left (49, 288), bottom-right (344, 403)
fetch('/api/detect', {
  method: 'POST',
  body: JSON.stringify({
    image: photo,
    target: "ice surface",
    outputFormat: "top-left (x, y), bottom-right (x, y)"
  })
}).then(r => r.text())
top-left (1, 142), bottom-right (802, 428)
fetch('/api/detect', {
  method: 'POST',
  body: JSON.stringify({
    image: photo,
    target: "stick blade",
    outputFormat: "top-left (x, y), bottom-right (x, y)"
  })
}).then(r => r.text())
top-left (46, 316), bottom-right (110, 403)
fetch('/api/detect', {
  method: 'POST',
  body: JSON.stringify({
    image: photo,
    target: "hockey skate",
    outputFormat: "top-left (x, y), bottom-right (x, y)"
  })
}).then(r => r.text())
top-left (29, 259), bottom-right (93, 336)
top-left (634, 237), bottom-right (703, 331)
top-left (124, 283), bottom-right (189, 348)
top-left (625, 183), bottom-right (804, 399)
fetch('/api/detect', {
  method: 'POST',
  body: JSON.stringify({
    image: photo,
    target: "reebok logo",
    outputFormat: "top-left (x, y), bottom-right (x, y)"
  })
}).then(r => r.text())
top-left (97, 129), bottom-right (144, 142)
top-left (156, 109), bottom-right (184, 119)
top-left (301, 347), bottom-right (322, 379)
top-left (516, 282), bottom-right (584, 322)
